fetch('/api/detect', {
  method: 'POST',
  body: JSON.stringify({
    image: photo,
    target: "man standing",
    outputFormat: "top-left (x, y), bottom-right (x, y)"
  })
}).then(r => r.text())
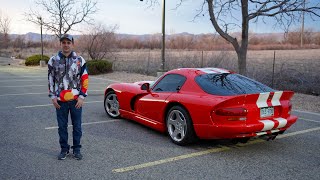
top-left (48, 34), bottom-right (89, 160)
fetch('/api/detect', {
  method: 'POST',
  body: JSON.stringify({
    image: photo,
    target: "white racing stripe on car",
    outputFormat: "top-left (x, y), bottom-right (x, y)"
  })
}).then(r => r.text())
top-left (260, 120), bottom-right (275, 131)
top-left (207, 68), bottom-right (229, 73)
top-left (274, 117), bottom-right (287, 128)
top-left (256, 92), bottom-right (270, 108)
top-left (271, 91), bottom-right (283, 106)
top-left (197, 68), bottom-right (219, 74)
top-left (259, 118), bottom-right (288, 131)
top-left (198, 68), bottom-right (229, 74)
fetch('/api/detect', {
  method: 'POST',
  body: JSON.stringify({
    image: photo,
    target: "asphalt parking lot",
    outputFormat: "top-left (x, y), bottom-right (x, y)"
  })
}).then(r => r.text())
top-left (0, 63), bottom-right (319, 180)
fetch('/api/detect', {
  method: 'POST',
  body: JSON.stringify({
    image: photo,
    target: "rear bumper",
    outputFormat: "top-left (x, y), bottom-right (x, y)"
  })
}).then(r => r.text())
top-left (194, 115), bottom-right (298, 139)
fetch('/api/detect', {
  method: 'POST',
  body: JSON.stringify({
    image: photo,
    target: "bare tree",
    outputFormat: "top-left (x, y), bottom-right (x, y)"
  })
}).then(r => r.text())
top-left (314, 32), bottom-right (320, 45)
top-left (0, 10), bottom-right (11, 49)
top-left (25, 0), bottom-right (97, 38)
top-left (0, 11), bottom-right (10, 34)
top-left (168, 34), bottom-right (195, 49)
top-left (285, 28), bottom-right (313, 45)
top-left (147, 34), bottom-right (161, 49)
top-left (12, 35), bottom-right (26, 49)
top-left (145, 0), bottom-right (320, 75)
top-left (78, 24), bottom-right (118, 60)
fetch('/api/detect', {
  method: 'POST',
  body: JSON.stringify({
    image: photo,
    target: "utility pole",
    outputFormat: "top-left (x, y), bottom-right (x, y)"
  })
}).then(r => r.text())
top-left (161, 0), bottom-right (166, 72)
top-left (38, 16), bottom-right (44, 61)
top-left (140, 0), bottom-right (166, 73)
top-left (301, 0), bottom-right (305, 47)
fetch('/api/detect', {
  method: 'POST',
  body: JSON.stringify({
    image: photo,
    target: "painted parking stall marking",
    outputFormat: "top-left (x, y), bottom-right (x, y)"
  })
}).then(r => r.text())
top-left (1, 83), bottom-right (111, 88)
top-left (0, 90), bottom-right (104, 97)
top-left (45, 119), bottom-right (121, 129)
top-left (113, 127), bottom-right (320, 173)
top-left (299, 117), bottom-right (320, 123)
top-left (113, 146), bottom-right (232, 173)
top-left (0, 79), bottom-right (44, 82)
top-left (16, 100), bottom-right (103, 108)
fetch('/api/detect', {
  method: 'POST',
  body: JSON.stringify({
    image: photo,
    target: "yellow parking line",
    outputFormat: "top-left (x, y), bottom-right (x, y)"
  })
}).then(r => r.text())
top-left (113, 127), bottom-right (320, 173)
top-left (112, 146), bottom-right (231, 173)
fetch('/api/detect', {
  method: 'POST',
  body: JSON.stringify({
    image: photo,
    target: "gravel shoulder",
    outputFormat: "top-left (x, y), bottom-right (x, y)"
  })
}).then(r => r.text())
top-left (291, 93), bottom-right (320, 113)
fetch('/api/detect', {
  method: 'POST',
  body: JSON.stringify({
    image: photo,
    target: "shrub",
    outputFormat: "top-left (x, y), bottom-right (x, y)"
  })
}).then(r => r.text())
top-left (25, 54), bottom-right (50, 66)
top-left (87, 60), bottom-right (113, 75)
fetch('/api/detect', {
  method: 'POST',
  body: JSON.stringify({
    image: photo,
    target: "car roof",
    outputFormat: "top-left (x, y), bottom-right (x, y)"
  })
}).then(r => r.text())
top-left (167, 68), bottom-right (232, 77)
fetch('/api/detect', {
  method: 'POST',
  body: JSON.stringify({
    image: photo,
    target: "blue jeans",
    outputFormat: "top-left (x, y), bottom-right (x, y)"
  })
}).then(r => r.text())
top-left (56, 100), bottom-right (82, 153)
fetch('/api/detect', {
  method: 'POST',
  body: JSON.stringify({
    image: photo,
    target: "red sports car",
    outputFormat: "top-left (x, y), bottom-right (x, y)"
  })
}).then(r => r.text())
top-left (104, 68), bottom-right (298, 145)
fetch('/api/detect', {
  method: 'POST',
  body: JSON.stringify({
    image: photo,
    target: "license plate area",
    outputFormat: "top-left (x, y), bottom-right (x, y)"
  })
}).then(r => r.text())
top-left (260, 107), bottom-right (274, 118)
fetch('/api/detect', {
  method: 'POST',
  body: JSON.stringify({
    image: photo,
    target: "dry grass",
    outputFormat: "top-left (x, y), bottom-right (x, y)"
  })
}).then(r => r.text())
top-left (291, 93), bottom-right (320, 113)
top-left (5, 48), bottom-right (320, 95)
top-left (111, 49), bottom-right (320, 95)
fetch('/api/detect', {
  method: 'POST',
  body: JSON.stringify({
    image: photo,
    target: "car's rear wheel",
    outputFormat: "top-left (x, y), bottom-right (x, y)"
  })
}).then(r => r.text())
top-left (104, 91), bottom-right (120, 118)
top-left (166, 106), bottom-right (196, 145)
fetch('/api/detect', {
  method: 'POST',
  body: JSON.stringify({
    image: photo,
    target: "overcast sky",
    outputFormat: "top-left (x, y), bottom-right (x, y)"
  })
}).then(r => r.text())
top-left (1, 0), bottom-right (320, 35)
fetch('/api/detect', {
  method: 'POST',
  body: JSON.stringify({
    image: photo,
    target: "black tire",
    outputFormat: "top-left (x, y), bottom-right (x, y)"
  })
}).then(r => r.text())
top-left (166, 106), bottom-right (196, 145)
top-left (104, 91), bottom-right (120, 118)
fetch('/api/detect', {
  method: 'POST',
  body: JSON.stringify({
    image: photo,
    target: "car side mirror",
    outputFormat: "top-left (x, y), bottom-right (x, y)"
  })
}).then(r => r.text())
top-left (141, 83), bottom-right (150, 91)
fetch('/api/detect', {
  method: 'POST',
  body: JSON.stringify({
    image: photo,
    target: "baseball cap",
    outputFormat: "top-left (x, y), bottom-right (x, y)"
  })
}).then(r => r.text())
top-left (60, 34), bottom-right (74, 42)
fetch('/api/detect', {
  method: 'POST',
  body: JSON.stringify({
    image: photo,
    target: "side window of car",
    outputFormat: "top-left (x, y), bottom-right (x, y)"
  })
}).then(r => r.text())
top-left (152, 74), bottom-right (186, 92)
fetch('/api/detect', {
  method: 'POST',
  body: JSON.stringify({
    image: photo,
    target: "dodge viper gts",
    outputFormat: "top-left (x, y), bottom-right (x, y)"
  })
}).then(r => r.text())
top-left (104, 68), bottom-right (298, 145)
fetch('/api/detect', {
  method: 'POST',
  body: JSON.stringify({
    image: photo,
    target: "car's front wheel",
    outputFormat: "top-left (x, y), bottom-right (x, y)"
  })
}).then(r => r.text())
top-left (166, 106), bottom-right (196, 145)
top-left (104, 91), bottom-right (120, 118)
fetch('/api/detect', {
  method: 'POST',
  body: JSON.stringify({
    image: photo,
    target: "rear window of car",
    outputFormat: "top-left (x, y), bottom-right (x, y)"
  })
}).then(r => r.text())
top-left (195, 73), bottom-right (274, 95)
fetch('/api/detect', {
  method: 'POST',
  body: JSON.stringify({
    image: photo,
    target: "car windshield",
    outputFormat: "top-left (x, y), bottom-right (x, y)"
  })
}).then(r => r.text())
top-left (195, 73), bottom-right (274, 96)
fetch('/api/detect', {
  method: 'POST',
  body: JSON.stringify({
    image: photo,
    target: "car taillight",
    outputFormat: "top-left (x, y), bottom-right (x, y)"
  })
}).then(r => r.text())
top-left (216, 107), bottom-right (248, 116)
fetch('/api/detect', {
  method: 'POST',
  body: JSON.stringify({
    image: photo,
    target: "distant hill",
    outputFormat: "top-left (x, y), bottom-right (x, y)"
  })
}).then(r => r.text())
top-left (9, 32), bottom-right (286, 42)
top-left (112, 32), bottom-right (286, 41)
top-left (9, 32), bottom-right (56, 42)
